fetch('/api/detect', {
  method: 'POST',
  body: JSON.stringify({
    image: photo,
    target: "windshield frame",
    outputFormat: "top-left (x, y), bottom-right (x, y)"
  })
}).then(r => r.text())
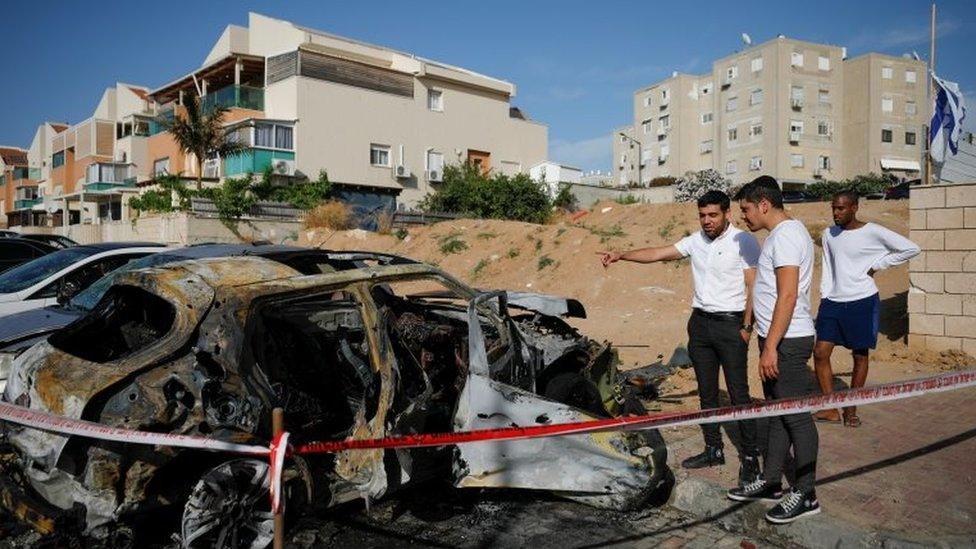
top-left (68, 252), bottom-right (194, 311)
top-left (0, 247), bottom-right (103, 295)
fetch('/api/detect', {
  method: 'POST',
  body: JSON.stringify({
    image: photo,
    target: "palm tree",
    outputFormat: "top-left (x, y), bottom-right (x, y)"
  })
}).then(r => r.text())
top-left (161, 93), bottom-right (247, 191)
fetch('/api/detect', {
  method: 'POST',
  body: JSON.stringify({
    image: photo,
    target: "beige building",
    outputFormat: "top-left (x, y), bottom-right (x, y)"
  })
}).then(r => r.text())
top-left (614, 36), bottom-right (928, 188)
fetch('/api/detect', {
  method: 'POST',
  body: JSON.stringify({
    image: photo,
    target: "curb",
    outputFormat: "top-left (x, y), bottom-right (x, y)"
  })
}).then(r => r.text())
top-left (669, 476), bottom-right (976, 548)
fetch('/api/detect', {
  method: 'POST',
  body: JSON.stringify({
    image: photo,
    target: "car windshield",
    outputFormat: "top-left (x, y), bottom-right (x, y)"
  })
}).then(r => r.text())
top-left (0, 247), bottom-right (103, 294)
top-left (69, 253), bottom-right (192, 311)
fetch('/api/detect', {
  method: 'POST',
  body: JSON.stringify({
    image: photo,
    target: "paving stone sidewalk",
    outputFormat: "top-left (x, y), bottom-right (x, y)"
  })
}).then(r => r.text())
top-left (663, 382), bottom-right (976, 547)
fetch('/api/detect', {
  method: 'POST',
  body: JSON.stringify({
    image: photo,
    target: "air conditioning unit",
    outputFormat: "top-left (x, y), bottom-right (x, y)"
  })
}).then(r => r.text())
top-left (789, 131), bottom-right (801, 143)
top-left (791, 98), bottom-right (804, 109)
top-left (272, 159), bottom-right (295, 176)
top-left (658, 154), bottom-right (668, 163)
top-left (395, 164), bottom-right (412, 179)
top-left (427, 169), bottom-right (442, 182)
top-left (813, 168), bottom-right (824, 178)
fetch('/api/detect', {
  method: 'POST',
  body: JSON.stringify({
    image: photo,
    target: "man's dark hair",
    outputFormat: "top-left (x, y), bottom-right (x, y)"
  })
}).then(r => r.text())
top-left (833, 189), bottom-right (859, 204)
top-left (697, 190), bottom-right (730, 211)
top-left (734, 175), bottom-right (783, 208)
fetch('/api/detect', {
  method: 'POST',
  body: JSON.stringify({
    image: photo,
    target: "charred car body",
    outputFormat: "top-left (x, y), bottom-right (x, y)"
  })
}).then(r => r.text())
top-left (0, 255), bottom-right (670, 546)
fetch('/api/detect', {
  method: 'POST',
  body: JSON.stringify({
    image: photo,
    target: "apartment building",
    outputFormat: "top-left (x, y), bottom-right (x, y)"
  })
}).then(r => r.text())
top-left (614, 36), bottom-right (928, 188)
top-left (144, 13), bottom-right (547, 208)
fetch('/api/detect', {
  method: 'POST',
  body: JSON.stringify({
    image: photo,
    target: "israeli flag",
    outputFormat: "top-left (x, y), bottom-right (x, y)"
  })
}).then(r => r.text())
top-left (930, 74), bottom-right (967, 164)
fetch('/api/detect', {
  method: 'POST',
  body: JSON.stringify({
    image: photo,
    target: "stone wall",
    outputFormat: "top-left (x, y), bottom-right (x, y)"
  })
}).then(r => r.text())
top-left (566, 183), bottom-right (674, 207)
top-left (908, 182), bottom-right (976, 356)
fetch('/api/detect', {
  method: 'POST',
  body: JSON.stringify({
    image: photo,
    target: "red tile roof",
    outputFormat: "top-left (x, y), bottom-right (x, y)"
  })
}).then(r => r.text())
top-left (128, 87), bottom-right (149, 101)
top-left (0, 147), bottom-right (28, 166)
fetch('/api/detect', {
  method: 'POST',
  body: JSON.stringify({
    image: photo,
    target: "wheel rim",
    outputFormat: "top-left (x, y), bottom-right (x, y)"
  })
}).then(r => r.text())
top-left (181, 458), bottom-right (275, 549)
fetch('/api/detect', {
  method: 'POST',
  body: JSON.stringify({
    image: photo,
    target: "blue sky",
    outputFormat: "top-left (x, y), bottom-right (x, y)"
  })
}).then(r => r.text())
top-left (1, 0), bottom-right (973, 172)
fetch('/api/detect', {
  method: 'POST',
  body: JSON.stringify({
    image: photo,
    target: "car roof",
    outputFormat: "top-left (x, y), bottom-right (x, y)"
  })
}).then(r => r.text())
top-left (0, 238), bottom-right (57, 251)
top-left (74, 241), bottom-right (167, 251)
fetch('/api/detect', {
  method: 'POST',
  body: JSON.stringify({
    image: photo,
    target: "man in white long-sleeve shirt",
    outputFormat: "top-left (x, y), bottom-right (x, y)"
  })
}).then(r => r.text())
top-left (813, 191), bottom-right (920, 426)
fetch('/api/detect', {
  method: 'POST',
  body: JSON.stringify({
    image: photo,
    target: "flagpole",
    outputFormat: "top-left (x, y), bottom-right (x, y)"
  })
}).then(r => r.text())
top-left (926, 3), bottom-right (936, 185)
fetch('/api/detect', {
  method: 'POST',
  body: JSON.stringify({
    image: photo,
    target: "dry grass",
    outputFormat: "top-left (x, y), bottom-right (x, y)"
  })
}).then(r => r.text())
top-left (376, 211), bottom-right (395, 235)
top-left (305, 201), bottom-right (354, 230)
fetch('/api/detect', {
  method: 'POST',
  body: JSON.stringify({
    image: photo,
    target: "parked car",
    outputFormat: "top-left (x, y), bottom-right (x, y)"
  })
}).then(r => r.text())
top-left (1, 256), bottom-right (670, 545)
top-left (0, 230), bottom-right (20, 238)
top-left (0, 244), bottom-right (418, 390)
top-left (782, 190), bottom-right (812, 203)
top-left (0, 242), bottom-right (165, 317)
top-left (17, 234), bottom-right (78, 249)
top-left (0, 239), bottom-right (57, 273)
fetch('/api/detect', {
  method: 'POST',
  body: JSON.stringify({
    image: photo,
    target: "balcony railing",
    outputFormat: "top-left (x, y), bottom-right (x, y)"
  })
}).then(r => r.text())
top-left (149, 109), bottom-right (176, 136)
top-left (14, 198), bottom-right (41, 210)
top-left (202, 85), bottom-right (264, 114)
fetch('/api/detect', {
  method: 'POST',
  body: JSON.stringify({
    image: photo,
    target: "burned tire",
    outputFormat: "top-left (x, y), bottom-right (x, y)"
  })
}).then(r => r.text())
top-left (181, 458), bottom-right (274, 548)
top-left (542, 372), bottom-right (606, 417)
top-left (622, 393), bottom-right (674, 507)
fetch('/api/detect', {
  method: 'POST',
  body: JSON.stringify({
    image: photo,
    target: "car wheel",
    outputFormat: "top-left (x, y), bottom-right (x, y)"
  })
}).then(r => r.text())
top-left (181, 458), bottom-right (275, 549)
top-left (542, 372), bottom-right (606, 416)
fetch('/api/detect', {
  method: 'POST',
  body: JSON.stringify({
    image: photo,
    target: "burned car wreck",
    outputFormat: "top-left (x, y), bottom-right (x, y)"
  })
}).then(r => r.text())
top-left (0, 255), bottom-right (671, 546)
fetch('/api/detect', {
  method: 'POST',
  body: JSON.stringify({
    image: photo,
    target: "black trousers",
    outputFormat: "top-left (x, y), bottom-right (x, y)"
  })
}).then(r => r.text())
top-left (687, 309), bottom-right (758, 456)
top-left (759, 335), bottom-right (819, 493)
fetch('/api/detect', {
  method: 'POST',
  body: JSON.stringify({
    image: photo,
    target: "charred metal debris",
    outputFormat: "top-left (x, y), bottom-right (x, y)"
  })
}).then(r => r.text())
top-left (0, 254), bottom-right (672, 547)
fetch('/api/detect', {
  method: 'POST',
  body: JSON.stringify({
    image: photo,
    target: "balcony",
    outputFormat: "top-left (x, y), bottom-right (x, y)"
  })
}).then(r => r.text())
top-left (223, 120), bottom-right (295, 176)
top-left (201, 85), bottom-right (264, 114)
top-left (149, 108), bottom-right (176, 136)
top-left (224, 149), bottom-right (295, 177)
top-left (84, 162), bottom-right (137, 192)
top-left (14, 198), bottom-right (41, 210)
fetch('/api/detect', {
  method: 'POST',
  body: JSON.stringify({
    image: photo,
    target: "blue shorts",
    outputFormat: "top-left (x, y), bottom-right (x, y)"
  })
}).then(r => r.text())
top-left (815, 293), bottom-right (881, 352)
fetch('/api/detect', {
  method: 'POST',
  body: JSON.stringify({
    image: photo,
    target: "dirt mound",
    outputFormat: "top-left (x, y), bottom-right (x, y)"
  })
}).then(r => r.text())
top-left (301, 199), bottom-right (971, 381)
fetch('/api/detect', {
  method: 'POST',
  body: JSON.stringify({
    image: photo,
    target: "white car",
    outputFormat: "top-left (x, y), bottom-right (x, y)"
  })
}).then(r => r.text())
top-left (0, 242), bottom-right (165, 317)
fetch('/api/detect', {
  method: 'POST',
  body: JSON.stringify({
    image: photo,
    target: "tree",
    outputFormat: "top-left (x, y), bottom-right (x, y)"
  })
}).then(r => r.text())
top-left (674, 169), bottom-right (733, 202)
top-left (419, 162), bottom-right (553, 223)
top-left (160, 93), bottom-right (246, 191)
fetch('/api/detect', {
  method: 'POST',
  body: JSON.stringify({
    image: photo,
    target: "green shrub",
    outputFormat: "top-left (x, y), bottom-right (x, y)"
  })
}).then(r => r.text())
top-left (419, 162), bottom-right (553, 223)
top-left (439, 232), bottom-right (468, 255)
top-left (615, 194), bottom-right (639, 205)
top-left (537, 255), bottom-right (555, 270)
top-left (658, 216), bottom-right (678, 240)
top-left (553, 184), bottom-right (577, 210)
top-left (507, 247), bottom-right (520, 259)
top-left (588, 224), bottom-right (626, 243)
top-left (472, 258), bottom-right (490, 277)
top-left (394, 228), bottom-right (409, 240)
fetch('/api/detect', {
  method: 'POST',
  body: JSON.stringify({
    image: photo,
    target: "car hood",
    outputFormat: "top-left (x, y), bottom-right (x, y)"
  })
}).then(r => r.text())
top-left (0, 306), bottom-right (84, 351)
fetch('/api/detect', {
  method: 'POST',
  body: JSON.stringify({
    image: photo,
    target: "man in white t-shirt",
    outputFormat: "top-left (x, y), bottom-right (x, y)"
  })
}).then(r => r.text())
top-left (599, 190), bottom-right (763, 486)
top-left (727, 176), bottom-right (821, 524)
top-left (813, 191), bottom-right (919, 427)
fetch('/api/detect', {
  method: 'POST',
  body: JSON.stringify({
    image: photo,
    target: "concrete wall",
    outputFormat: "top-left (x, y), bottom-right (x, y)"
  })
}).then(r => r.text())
top-left (566, 182), bottom-right (674, 207)
top-left (33, 213), bottom-right (303, 246)
top-left (908, 182), bottom-right (976, 356)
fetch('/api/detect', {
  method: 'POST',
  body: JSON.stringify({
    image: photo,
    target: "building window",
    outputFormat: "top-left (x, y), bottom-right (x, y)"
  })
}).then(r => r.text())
top-left (726, 66), bottom-right (738, 82)
top-left (274, 126), bottom-right (294, 150)
top-left (619, 153), bottom-right (626, 165)
top-left (659, 144), bottom-right (670, 161)
top-left (644, 95), bottom-right (652, 107)
top-left (791, 154), bottom-right (804, 168)
top-left (791, 85), bottom-right (805, 103)
top-left (905, 101), bottom-right (917, 115)
top-left (881, 129), bottom-right (893, 143)
top-left (727, 127), bottom-right (738, 142)
top-left (749, 123), bottom-right (763, 137)
top-left (750, 88), bottom-right (763, 105)
top-left (791, 52), bottom-right (804, 67)
top-left (661, 88), bottom-right (670, 104)
top-left (370, 144), bottom-right (391, 167)
top-left (701, 112), bottom-right (714, 124)
top-left (818, 120), bottom-right (830, 136)
top-left (428, 89), bottom-right (443, 111)
top-left (701, 82), bottom-right (713, 95)
top-left (641, 148), bottom-right (652, 164)
top-left (751, 57), bottom-right (763, 72)
top-left (726, 96), bottom-right (738, 111)
top-left (700, 140), bottom-right (713, 154)
top-left (905, 131), bottom-right (917, 145)
top-left (642, 120), bottom-right (652, 134)
top-left (726, 160), bottom-right (737, 174)
top-left (819, 89), bottom-right (830, 104)
top-left (659, 115), bottom-right (670, 130)
top-left (882, 97), bottom-right (893, 113)
top-left (905, 70), bottom-right (917, 83)
top-left (153, 157), bottom-right (170, 176)
top-left (882, 66), bottom-right (893, 79)
top-left (789, 120), bottom-right (803, 141)
top-left (817, 155), bottom-right (831, 170)
top-left (749, 156), bottom-right (763, 171)
top-left (255, 123), bottom-right (274, 147)
top-left (52, 151), bottom-right (65, 169)
top-left (818, 55), bottom-right (830, 71)
top-left (620, 134), bottom-right (628, 143)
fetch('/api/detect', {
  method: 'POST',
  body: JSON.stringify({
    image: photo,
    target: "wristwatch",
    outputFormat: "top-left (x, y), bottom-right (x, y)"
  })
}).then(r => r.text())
top-left (741, 323), bottom-right (753, 333)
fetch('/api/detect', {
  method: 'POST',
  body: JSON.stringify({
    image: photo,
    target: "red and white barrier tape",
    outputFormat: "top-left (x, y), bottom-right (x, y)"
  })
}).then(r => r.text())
top-left (1, 369), bottom-right (974, 510)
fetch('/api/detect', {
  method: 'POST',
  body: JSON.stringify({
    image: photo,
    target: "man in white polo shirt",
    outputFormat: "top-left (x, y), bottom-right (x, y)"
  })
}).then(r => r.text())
top-left (727, 176), bottom-right (820, 524)
top-left (599, 190), bottom-right (763, 485)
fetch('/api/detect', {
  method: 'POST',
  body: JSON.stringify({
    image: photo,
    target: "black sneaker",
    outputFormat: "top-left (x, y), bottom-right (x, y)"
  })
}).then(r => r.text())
top-left (681, 446), bottom-right (724, 469)
top-left (727, 478), bottom-right (783, 502)
top-left (738, 454), bottom-right (762, 486)
top-left (765, 489), bottom-right (821, 524)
